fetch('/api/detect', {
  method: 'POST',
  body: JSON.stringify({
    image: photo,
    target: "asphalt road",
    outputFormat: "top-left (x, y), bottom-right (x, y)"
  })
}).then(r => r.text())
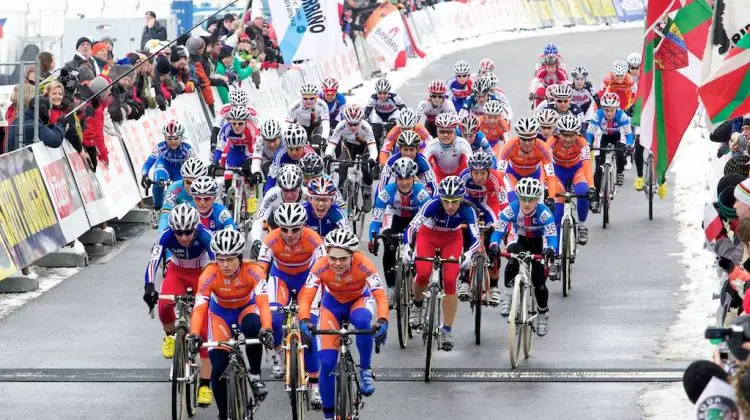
top-left (0, 27), bottom-right (687, 419)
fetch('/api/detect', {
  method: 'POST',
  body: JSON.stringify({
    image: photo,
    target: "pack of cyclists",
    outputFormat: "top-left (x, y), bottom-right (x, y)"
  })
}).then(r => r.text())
top-left (140, 46), bottom-right (662, 419)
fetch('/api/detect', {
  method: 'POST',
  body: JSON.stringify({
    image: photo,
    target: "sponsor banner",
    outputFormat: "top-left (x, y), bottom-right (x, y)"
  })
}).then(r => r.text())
top-left (94, 134), bottom-right (142, 220)
top-left (31, 143), bottom-right (90, 242)
top-left (610, 0), bottom-right (645, 21)
top-left (579, 0), bottom-right (618, 22)
top-left (364, 2), bottom-right (409, 70)
top-left (118, 117), bottom-right (154, 199)
top-left (169, 94), bottom-right (213, 164)
top-left (62, 142), bottom-right (109, 226)
top-left (0, 147), bottom-right (67, 268)
top-left (549, 0), bottom-right (577, 26)
top-left (269, 0), bottom-right (347, 63)
top-left (0, 236), bottom-right (18, 283)
top-left (527, 0), bottom-right (556, 28)
top-left (566, 0), bottom-right (597, 25)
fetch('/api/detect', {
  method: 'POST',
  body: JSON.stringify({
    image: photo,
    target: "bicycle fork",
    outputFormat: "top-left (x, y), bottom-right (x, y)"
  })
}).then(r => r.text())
top-left (283, 332), bottom-right (309, 393)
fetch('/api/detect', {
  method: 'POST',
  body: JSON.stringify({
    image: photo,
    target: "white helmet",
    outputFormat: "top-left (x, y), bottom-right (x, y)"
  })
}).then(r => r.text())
top-left (211, 228), bottom-right (245, 256)
top-left (342, 104), bottom-right (364, 123)
top-left (485, 72), bottom-right (498, 88)
top-left (392, 157), bottom-right (419, 178)
top-left (397, 108), bottom-right (417, 129)
top-left (545, 84), bottom-right (558, 101)
top-left (261, 119), bottom-right (282, 140)
top-left (514, 117), bottom-right (540, 138)
top-left (284, 123), bottom-right (308, 148)
top-left (300, 82), bottom-right (318, 96)
top-left (467, 151), bottom-right (494, 170)
top-left (374, 78), bottom-right (391, 93)
top-left (168, 203), bottom-right (200, 232)
top-left (162, 120), bottom-right (185, 138)
top-left (229, 89), bottom-right (249, 106)
top-left (453, 60), bottom-right (471, 75)
top-left (612, 60), bottom-right (628, 76)
top-left (472, 77), bottom-right (491, 95)
top-left (483, 100), bottom-right (504, 116)
top-left (536, 108), bottom-right (558, 127)
top-left (435, 112), bottom-right (460, 130)
top-left (570, 65), bottom-right (588, 79)
top-left (438, 176), bottom-right (465, 199)
top-left (460, 113), bottom-right (480, 135)
top-left (274, 202), bottom-right (307, 228)
top-left (515, 177), bottom-right (544, 199)
top-left (554, 83), bottom-right (573, 99)
top-left (324, 228), bottom-right (359, 252)
top-left (227, 106), bottom-right (251, 121)
top-left (627, 52), bottom-right (642, 68)
top-left (556, 114), bottom-right (581, 133)
top-left (479, 58), bottom-right (495, 73)
top-left (601, 92), bottom-right (620, 108)
top-left (397, 130), bottom-right (422, 148)
top-left (277, 164), bottom-right (303, 190)
top-left (180, 157), bottom-right (208, 179)
top-left (190, 175), bottom-right (218, 197)
top-left (298, 153), bottom-right (325, 177)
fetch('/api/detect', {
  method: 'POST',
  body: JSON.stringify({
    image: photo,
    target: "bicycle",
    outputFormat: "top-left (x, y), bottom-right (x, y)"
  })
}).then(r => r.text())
top-left (372, 232), bottom-right (413, 348)
top-left (500, 251), bottom-right (546, 369)
top-left (414, 249), bottom-right (459, 382)
top-left (160, 289), bottom-right (199, 420)
top-left (644, 149), bottom-right (656, 220)
top-left (273, 299), bottom-right (310, 420)
top-left (375, 120), bottom-right (397, 152)
top-left (554, 191), bottom-right (589, 297)
top-left (592, 145), bottom-right (627, 229)
top-left (469, 220), bottom-right (494, 346)
top-left (198, 325), bottom-right (264, 420)
top-left (145, 179), bottom-right (173, 230)
top-left (327, 157), bottom-right (369, 238)
top-left (312, 322), bottom-right (379, 420)
top-left (223, 167), bottom-right (258, 233)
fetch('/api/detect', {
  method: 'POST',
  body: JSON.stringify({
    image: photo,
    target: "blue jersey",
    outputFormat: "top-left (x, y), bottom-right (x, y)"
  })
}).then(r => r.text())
top-left (369, 182), bottom-right (432, 240)
top-left (377, 152), bottom-right (437, 194)
top-left (447, 77), bottom-right (472, 110)
top-left (199, 203), bottom-right (236, 232)
top-left (490, 200), bottom-right (558, 250)
top-left (461, 93), bottom-right (499, 116)
top-left (144, 224), bottom-right (214, 285)
top-left (303, 201), bottom-right (348, 237)
top-left (318, 92), bottom-right (347, 121)
top-left (455, 129), bottom-right (497, 167)
top-left (405, 198), bottom-right (480, 253)
top-left (213, 123), bottom-right (256, 164)
top-left (157, 180), bottom-right (194, 232)
top-left (585, 108), bottom-right (634, 146)
top-left (264, 145), bottom-right (315, 193)
top-left (142, 141), bottom-right (195, 175)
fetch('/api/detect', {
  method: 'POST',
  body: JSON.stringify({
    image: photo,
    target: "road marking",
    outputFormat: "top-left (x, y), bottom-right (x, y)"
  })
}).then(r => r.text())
top-left (0, 368), bottom-right (684, 383)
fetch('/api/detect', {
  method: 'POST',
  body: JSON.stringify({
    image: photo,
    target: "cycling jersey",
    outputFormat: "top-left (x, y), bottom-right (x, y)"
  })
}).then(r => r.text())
top-left (212, 103), bottom-right (260, 129)
top-left (265, 144), bottom-right (316, 192)
top-left (257, 227), bottom-right (325, 287)
top-left (377, 151), bottom-right (437, 194)
top-left (325, 120), bottom-right (378, 158)
top-left (370, 182), bottom-right (432, 240)
top-left (378, 125), bottom-right (431, 165)
top-left (542, 102), bottom-right (585, 124)
top-left (145, 224), bottom-right (214, 286)
top-left (447, 77), bottom-right (473, 110)
top-left (286, 99), bottom-right (331, 138)
top-left (303, 201), bottom-right (348, 237)
top-left (548, 135), bottom-right (594, 226)
top-left (405, 198), bottom-right (480, 253)
top-left (416, 97), bottom-right (456, 125)
top-left (478, 115), bottom-right (511, 150)
top-left (158, 180), bottom-right (194, 231)
top-left (214, 123), bottom-right (257, 166)
top-left (198, 203), bottom-right (236, 232)
top-left (456, 129), bottom-right (496, 166)
top-left (585, 109), bottom-right (634, 146)
top-left (423, 137), bottom-right (472, 181)
top-left (460, 93), bottom-right (499, 117)
top-left (569, 81), bottom-right (600, 115)
top-left (318, 92), bottom-right (346, 122)
top-left (250, 138), bottom-right (279, 174)
top-left (142, 141), bottom-right (196, 176)
top-left (459, 168), bottom-right (507, 225)
top-left (547, 135), bottom-right (594, 184)
top-left (598, 73), bottom-right (635, 110)
top-left (250, 187), bottom-right (304, 244)
top-left (497, 137), bottom-right (557, 180)
top-left (491, 200), bottom-right (558, 250)
top-left (364, 92), bottom-right (406, 122)
top-left (530, 67), bottom-right (569, 93)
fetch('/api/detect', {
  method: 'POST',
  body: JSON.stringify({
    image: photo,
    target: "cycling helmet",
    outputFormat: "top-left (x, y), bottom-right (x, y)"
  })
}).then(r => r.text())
top-left (211, 227), bottom-right (245, 256)
top-left (324, 228), bottom-right (359, 252)
top-left (396, 131), bottom-right (420, 148)
top-left (307, 177), bottom-right (336, 197)
top-left (180, 157), bottom-right (208, 179)
top-left (545, 84), bottom-right (558, 101)
top-left (300, 82), bottom-right (318, 96)
top-left (468, 151), bottom-right (494, 170)
top-left (483, 100), bottom-right (504, 116)
top-left (299, 153), bottom-right (325, 177)
top-left (168, 203), bottom-right (200, 231)
top-left (472, 77), bottom-right (491, 95)
top-left (601, 92), bottom-right (620, 108)
top-left (283, 123), bottom-right (309, 148)
top-left (459, 113), bottom-right (480, 135)
top-left (428, 80), bottom-right (448, 95)
top-left (543, 43), bottom-right (558, 56)
top-left (554, 83), bottom-right (573, 99)
top-left (485, 72), bottom-right (498, 88)
top-left (277, 164), bottom-right (304, 190)
top-left (542, 54), bottom-right (559, 66)
top-left (227, 106), bottom-right (251, 121)
top-left (515, 177), bottom-right (544, 199)
top-left (627, 52), bottom-right (642, 68)
top-left (612, 60), bottom-right (628, 76)
top-left (453, 60), bottom-right (471, 75)
top-left (260, 119), bottom-right (282, 140)
top-left (274, 202), bottom-right (307, 228)
top-left (162, 119), bottom-right (185, 138)
top-left (435, 112), bottom-right (460, 130)
top-left (229, 89), bottom-right (249, 106)
top-left (190, 175), bottom-right (218, 196)
top-left (479, 58), bottom-right (495, 73)
top-left (397, 108), bottom-right (417, 129)
top-left (536, 108), bottom-right (558, 127)
top-left (374, 78), bottom-right (391, 93)
top-left (342, 104), bottom-right (364, 123)
top-left (570, 65), bottom-right (589, 79)
top-left (438, 176), bottom-right (465, 199)
top-left (321, 77), bottom-right (339, 93)
top-left (514, 117), bottom-right (540, 137)
top-left (556, 114), bottom-right (581, 133)
top-left (392, 157), bottom-right (419, 178)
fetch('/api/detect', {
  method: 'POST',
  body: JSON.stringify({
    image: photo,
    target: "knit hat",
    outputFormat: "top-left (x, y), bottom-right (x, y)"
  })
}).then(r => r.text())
top-left (726, 155), bottom-right (750, 177)
top-left (108, 64), bottom-right (134, 81)
top-left (734, 178), bottom-right (750, 207)
top-left (186, 36), bottom-right (206, 55)
top-left (155, 56), bottom-right (171, 75)
top-left (92, 42), bottom-right (108, 57)
top-left (743, 118), bottom-right (750, 128)
top-left (219, 45), bottom-right (233, 60)
top-left (76, 37), bottom-right (92, 49)
top-left (170, 46), bottom-right (189, 62)
top-left (76, 65), bottom-right (95, 82)
top-left (89, 75), bottom-right (111, 95)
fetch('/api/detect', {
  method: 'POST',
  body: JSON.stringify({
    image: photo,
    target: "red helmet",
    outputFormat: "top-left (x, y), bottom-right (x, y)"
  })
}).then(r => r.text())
top-left (321, 77), bottom-right (339, 93)
top-left (428, 80), bottom-right (447, 95)
top-left (459, 113), bottom-right (480, 135)
top-left (435, 112), bottom-right (459, 130)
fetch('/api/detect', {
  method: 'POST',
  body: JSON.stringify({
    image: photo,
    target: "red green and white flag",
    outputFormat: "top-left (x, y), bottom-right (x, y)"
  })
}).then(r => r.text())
top-left (632, 0), bottom-right (713, 184)
top-left (697, 32), bottom-right (750, 125)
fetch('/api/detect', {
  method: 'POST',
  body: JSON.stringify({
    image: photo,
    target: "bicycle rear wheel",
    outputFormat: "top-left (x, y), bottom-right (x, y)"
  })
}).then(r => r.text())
top-left (508, 276), bottom-right (523, 369)
top-left (424, 290), bottom-right (437, 382)
top-left (561, 219), bottom-right (571, 297)
top-left (171, 328), bottom-right (189, 420)
top-left (602, 168), bottom-right (610, 229)
top-left (288, 334), bottom-right (306, 420)
top-left (227, 365), bottom-right (249, 420)
top-left (473, 261), bottom-right (487, 345)
top-left (335, 362), bottom-right (352, 420)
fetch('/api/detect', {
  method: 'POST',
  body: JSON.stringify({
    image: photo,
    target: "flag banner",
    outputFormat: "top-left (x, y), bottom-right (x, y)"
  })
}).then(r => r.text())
top-left (364, 3), bottom-right (409, 69)
top-left (698, 32), bottom-right (750, 124)
top-left (703, 203), bottom-right (724, 243)
top-left (269, 0), bottom-right (347, 63)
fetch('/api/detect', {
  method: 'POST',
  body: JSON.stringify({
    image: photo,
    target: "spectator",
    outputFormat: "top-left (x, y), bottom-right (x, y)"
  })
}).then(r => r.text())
top-left (186, 36), bottom-right (215, 110)
top-left (141, 11), bottom-right (168, 50)
top-left (154, 56), bottom-right (175, 109)
top-left (725, 155), bottom-right (750, 177)
top-left (126, 52), bottom-right (157, 110)
top-left (736, 178), bottom-right (750, 219)
top-left (77, 74), bottom-right (112, 170)
top-left (206, 16), bottom-right (220, 35)
top-left (215, 46), bottom-right (237, 104)
top-left (107, 64), bottom-right (143, 123)
top-left (92, 42), bottom-right (110, 75)
top-left (44, 80), bottom-right (81, 152)
top-left (38, 52), bottom-right (56, 81)
top-left (218, 13), bottom-right (236, 38)
top-left (100, 36), bottom-right (115, 62)
top-left (65, 37), bottom-right (101, 75)
top-left (170, 46), bottom-right (195, 95)
top-left (24, 66), bottom-right (36, 85)
top-left (712, 116), bottom-right (748, 150)
top-left (203, 37), bottom-right (229, 90)
top-left (232, 35), bottom-right (257, 81)
top-left (7, 84), bottom-right (65, 151)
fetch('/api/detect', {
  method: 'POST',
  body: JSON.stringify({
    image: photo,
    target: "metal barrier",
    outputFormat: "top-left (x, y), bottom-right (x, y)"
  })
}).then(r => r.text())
top-left (0, 59), bottom-right (43, 154)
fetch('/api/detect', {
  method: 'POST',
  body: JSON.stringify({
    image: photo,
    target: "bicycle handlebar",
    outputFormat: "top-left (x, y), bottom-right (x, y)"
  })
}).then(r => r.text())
top-left (312, 327), bottom-right (374, 336)
top-left (499, 251), bottom-right (544, 261)
top-left (554, 192), bottom-right (590, 200)
top-left (201, 338), bottom-right (262, 348)
top-left (591, 147), bottom-right (628, 153)
top-left (414, 256), bottom-right (460, 264)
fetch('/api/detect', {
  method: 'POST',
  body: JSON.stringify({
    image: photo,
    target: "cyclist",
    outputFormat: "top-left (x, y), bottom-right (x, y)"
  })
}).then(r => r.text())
top-left (498, 117), bottom-right (560, 203)
top-left (368, 157), bottom-right (432, 305)
top-left (479, 100), bottom-right (511, 155)
top-left (157, 157), bottom-right (208, 232)
top-left (534, 83), bottom-right (558, 112)
top-left (190, 176), bottom-right (237, 232)
top-left (626, 53), bottom-right (641, 93)
top-left (319, 76), bottom-right (346, 130)
top-left (483, 73), bottom-right (514, 121)
top-left (364, 77), bottom-right (406, 148)
top-left (568, 65), bottom-right (600, 127)
top-left (530, 54), bottom-right (568, 108)
top-left (489, 178), bottom-right (557, 336)
top-left (460, 76), bottom-right (496, 117)
top-left (299, 153), bottom-right (348, 210)
top-left (265, 123), bottom-right (316, 193)
top-left (286, 82), bottom-right (330, 149)
top-left (417, 80), bottom-right (457, 137)
top-left (459, 113), bottom-right (495, 165)
top-left (187, 228), bottom-right (275, 416)
top-left (378, 107), bottom-right (432, 165)
top-left (598, 60), bottom-right (635, 111)
top-left (299, 228), bottom-right (389, 419)
top-left (403, 176), bottom-right (479, 350)
top-left (249, 119), bottom-right (283, 179)
top-left (377, 131), bottom-right (437, 195)
top-left (536, 108), bottom-right (559, 141)
top-left (250, 164), bottom-right (305, 249)
top-left (211, 89), bottom-right (259, 150)
top-left (472, 58), bottom-right (495, 81)
top-left (457, 151), bottom-right (508, 305)
top-left (585, 92), bottom-right (634, 211)
top-left (256, 203), bottom-right (325, 405)
top-left (325, 103), bottom-right (380, 212)
top-left (140, 120), bottom-right (197, 220)
top-left (547, 115), bottom-right (595, 245)
top-left (304, 177), bottom-right (349, 237)
top-left (423, 113), bottom-right (472, 182)
top-left (447, 60), bottom-right (473, 110)
top-left (210, 106), bottom-right (257, 196)
top-left (544, 83), bottom-right (584, 128)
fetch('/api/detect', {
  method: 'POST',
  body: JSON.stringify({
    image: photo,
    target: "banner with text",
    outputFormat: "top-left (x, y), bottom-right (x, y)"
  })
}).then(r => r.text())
top-left (94, 134), bottom-right (142, 221)
top-left (62, 143), bottom-right (109, 226)
top-left (610, 0), bottom-right (645, 22)
top-left (270, 0), bottom-right (348, 63)
top-left (364, 2), bottom-right (409, 70)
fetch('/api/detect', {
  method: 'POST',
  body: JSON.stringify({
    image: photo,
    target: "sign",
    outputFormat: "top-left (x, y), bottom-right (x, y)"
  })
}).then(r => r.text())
top-left (688, 377), bottom-right (741, 419)
top-left (0, 148), bottom-right (66, 268)
top-left (0, 236), bottom-right (17, 282)
top-left (269, 0), bottom-right (348, 63)
top-left (611, 0), bottom-right (645, 22)
top-left (364, 3), bottom-right (409, 69)
top-left (62, 143), bottom-right (109, 226)
top-left (171, 0), bottom-right (194, 35)
top-left (95, 134), bottom-right (142, 221)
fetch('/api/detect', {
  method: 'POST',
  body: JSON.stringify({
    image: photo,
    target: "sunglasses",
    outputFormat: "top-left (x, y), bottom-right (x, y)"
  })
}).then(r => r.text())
top-left (430, 94), bottom-right (442, 99)
top-left (166, 136), bottom-right (182, 141)
top-left (456, 74), bottom-right (469, 78)
top-left (347, 122), bottom-right (360, 127)
top-left (556, 99), bottom-right (569, 103)
top-left (230, 121), bottom-right (246, 126)
top-left (519, 197), bottom-right (538, 203)
top-left (519, 137), bottom-right (536, 143)
top-left (174, 229), bottom-right (195, 237)
top-left (302, 97), bottom-right (316, 102)
top-left (630, 66), bottom-right (639, 70)
top-left (281, 227), bottom-right (302, 234)
top-left (328, 255), bottom-right (351, 262)
top-left (441, 197), bottom-right (462, 204)
top-left (438, 129), bottom-right (454, 134)
top-left (193, 195), bottom-right (213, 202)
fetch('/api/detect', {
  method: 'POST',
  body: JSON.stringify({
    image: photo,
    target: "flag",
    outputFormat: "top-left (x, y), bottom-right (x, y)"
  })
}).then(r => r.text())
top-left (0, 18), bottom-right (6, 39)
top-left (698, 33), bottom-right (750, 124)
top-left (632, 0), bottom-right (712, 184)
top-left (703, 203), bottom-right (724, 243)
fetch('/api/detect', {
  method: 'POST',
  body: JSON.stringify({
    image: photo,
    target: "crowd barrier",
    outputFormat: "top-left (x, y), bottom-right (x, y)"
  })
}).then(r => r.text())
top-left (0, 0), bottom-right (644, 282)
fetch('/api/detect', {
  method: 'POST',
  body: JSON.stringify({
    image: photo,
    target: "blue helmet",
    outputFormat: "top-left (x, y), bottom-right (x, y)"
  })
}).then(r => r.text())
top-left (543, 43), bottom-right (558, 56)
top-left (438, 176), bottom-right (465, 199)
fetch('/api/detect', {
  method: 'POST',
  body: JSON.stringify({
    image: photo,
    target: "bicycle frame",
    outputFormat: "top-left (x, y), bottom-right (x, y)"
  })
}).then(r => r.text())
top-left (276, 302), bottom-right (308, 393)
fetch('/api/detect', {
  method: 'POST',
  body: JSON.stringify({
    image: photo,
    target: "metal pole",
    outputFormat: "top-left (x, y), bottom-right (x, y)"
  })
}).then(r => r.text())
top-left (17, 64), bottom-right (24, 151)
top-left (34, 55), bottom-right (41, 144)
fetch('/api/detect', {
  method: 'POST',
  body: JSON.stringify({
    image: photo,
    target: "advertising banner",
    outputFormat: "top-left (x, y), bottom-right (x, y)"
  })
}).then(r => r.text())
top-left (94, 134), bottom-right (142, 221)
top-left (269, 0), bottom-right (348, 63)
top-left (0, 237), bottom-right (18, 283)
top-left (62, 143), bottom-right (109, 227)
top-left (364, 2), bottom-right (409, 70)
top-left (610, 0), bottom-right (645, 21)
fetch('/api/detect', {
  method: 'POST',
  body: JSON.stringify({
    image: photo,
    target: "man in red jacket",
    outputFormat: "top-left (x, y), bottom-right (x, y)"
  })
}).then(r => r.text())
top-left (78, 75), bottom-right (111, 170)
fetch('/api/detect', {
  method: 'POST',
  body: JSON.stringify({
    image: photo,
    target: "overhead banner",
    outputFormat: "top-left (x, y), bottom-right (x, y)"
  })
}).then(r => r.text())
top-left (0, 147), bottom-right (67, 268)
top-left (269, 0), bottom-right (347, 63)
top-left (364, 2), bottom-right (409, 70)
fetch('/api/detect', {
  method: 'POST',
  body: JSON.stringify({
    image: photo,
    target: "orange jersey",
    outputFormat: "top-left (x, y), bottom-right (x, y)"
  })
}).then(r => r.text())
top-left (257, 227), bottom-right (325, 276)
top-left (498, 137), bottom-right (559, 197)
top-left (547, 135), bottom-right (594, 186)
top-left (478, 116), bottom-right (510, 147)
top-left (378, 124), bottom-right (431, 165)
top-left (598, 73), bottom-right (635, 110)
top-left (298, 252), bottom-right (388, 321)
top-left (191, 261), bottom-right (272, 335)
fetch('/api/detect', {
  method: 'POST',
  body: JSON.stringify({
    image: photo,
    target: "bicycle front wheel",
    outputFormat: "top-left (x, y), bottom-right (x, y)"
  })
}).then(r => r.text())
top-left (522, 283), bottom-right (534, 358)
top-left (561, 219), bottom-right (571, 297)
top-left (395, 261), bottom-right (410, 348)
top-left (473, 263), bottom-right (487, 346)
top-left (227, 366), bottom-right (249, 420)
top-left (424, 291), bottom-right (437, 382)
top-left (508, 276), bottom-right (523, 369)
top-left (335, 362), bottom-right (352, 420)
top-left (602, 168), bottom-right (610, 229)
top-left (288, 334), bottom-right (306, 420)
top-left (171, 328), bottom-right (189, 420)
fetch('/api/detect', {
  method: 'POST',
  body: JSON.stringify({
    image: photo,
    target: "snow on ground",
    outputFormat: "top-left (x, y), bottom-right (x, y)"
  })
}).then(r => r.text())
top-left (0, 266), bottom-right (81, 321)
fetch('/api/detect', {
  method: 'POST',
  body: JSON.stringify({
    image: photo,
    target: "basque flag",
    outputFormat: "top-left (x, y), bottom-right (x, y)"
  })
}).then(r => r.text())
top-left (703, 203), bottom-right (724, 244)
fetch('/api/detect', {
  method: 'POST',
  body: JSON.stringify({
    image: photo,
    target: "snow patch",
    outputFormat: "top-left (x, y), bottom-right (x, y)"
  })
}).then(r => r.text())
top-left (0, 267), bottom-right (81, 321)
top-left (638, 383), bottom-right (691, 420)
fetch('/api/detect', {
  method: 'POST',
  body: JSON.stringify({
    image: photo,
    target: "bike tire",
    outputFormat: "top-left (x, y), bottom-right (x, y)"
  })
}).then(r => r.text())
top-left (395, 261), bottom-right (409, 348)
top-left (227, 366), bottom-right (249, 420)
top-left (561, 219), bottom-right (571, 297)
top-left (473, 259), bottom-right (487, 346)
top-left (522, 282), bottom-right (533, 358)
top-left (602, 167), bottom-right (610, 229)
top-left (335, 362), bottom-right (351, 420)
top-left (508, 275), bottom-right (523, 369)
top-left (171, 328), bottom-right (188, 420)
top-left (424, 289), bottom-right (437, 382)
top-left (647, 158), bottom-right (654, 221)
top-left (289, 334), bottom-right (305, 420)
